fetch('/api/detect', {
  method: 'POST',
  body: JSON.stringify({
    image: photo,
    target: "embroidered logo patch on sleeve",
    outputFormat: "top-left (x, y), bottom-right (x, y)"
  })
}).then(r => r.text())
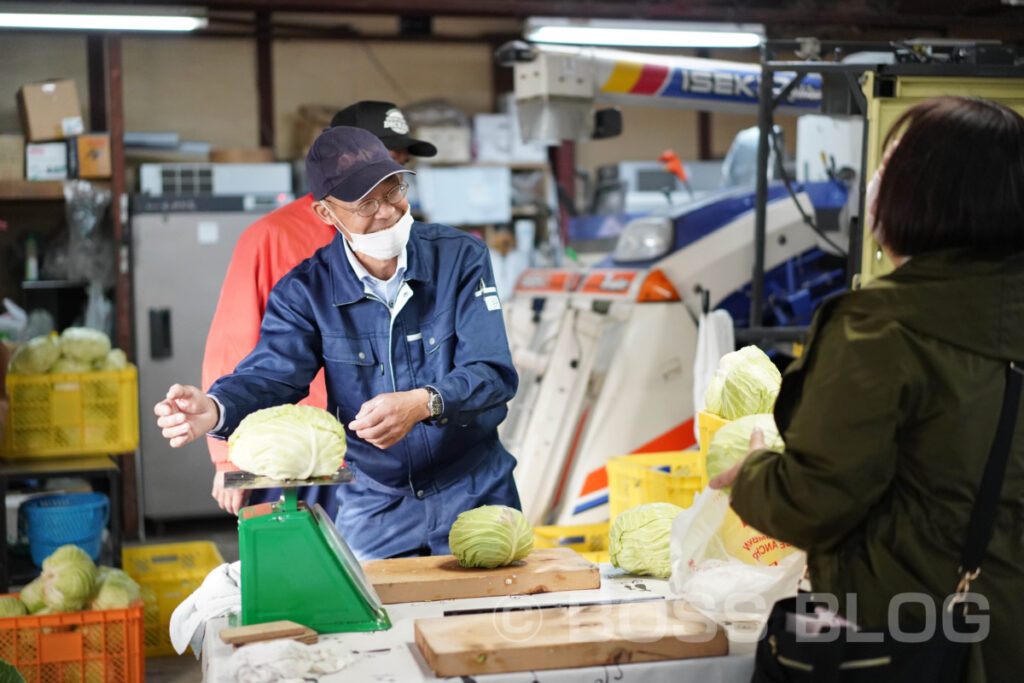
top-left (474, 278), bottom-right (500, 311)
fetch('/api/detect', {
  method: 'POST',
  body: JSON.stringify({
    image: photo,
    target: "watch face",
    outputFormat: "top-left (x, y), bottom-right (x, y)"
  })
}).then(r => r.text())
top-left (430, 393), bottom-right (443, 417)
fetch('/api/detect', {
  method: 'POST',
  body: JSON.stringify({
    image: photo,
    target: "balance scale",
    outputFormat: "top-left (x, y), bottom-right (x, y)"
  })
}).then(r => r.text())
top-left (223, 469), bottom-right (391, 633)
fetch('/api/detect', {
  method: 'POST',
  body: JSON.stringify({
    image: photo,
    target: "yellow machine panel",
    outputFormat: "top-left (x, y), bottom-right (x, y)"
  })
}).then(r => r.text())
top-left (858, 73), bottom-right (1024, 286)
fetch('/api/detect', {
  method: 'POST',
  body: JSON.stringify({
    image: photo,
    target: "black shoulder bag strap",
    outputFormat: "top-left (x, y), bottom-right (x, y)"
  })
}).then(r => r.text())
top-left (952, 362), bottom-right (1024, 603)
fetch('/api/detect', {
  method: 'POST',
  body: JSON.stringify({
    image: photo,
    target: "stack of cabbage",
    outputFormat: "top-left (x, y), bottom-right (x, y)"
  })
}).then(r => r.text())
top-left (228, 404), bottom-right (347, 479)
top-left (0, 544), bottom-right (141, 618)
top-left (449, 505), bottom-right (533, 568)
top-left (703, 345), bottom-right (786, 485)
top-left (609, 503), bottom-right (682, 578)
top-left (7, 327), bottom-right (127, 375)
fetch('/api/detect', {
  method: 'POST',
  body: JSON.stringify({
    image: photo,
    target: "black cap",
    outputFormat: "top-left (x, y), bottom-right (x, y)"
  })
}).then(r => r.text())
top-left (305, 126), bottom-right (413, 203)
top-left (330, 101), bottom-right (437, 158)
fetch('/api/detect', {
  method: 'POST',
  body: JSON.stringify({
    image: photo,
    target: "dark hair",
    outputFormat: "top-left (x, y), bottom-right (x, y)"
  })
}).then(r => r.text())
top-left (875, 95), bottom-right (1024, 255)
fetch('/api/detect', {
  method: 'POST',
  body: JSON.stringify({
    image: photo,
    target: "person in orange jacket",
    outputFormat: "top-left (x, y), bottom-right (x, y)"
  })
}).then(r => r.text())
top-left (203, 101), bottom-right (436, 515)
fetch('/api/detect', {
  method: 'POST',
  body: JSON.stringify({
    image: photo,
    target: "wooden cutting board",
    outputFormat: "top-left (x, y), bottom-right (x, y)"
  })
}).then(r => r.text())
top-left (220, 620), bottom-right (319, 646)
top-left (414, 599), bottom-right (727, 677)
top-left (362, 548), bottom-right (600, 604)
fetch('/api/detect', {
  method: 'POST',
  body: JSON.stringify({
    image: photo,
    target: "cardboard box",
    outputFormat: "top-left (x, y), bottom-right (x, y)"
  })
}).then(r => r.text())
top-left (210, 147), bottom-right (275, 164)
top-left (17, 79), bottom-right (85, 142)
top-left (25, 142), bottom-right (68, 180)
top-left (414, 125), bottom-right (471, 164)
top-left (68, 133), bottom-right (111, 178)
top-left (0, 134), bottom-right (24, 180)
top-left (474, 113), bottom-right (548, 164)
top-left (474, 114), bottom-right (514, 162)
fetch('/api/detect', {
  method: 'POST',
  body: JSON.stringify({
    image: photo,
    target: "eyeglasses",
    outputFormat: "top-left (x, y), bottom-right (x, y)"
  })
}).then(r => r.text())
top-left (338, 182), bottom-right (409, 218)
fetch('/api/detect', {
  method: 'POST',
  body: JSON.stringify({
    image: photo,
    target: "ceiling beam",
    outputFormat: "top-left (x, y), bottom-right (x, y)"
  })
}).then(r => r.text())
top-left (47, 0), bottom-right (1024, 26)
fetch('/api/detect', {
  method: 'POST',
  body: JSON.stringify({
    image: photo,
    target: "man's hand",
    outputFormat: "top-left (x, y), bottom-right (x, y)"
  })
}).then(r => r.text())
top-left (153, 384), bottom-right (219, 448)
top-left (709, 426), bottom-right (766, 490)
top-left (348, 388), bottom-right (431, 449)
top-left (212, 471), bottom-right (250, 516)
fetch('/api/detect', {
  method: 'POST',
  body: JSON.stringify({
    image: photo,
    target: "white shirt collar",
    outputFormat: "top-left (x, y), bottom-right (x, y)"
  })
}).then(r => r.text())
top-left (340, 234), bottom-right (407, 302)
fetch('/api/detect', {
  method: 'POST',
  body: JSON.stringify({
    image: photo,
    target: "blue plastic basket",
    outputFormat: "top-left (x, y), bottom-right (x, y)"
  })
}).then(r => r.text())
top-left (20, 492), bottom-right (110, 567)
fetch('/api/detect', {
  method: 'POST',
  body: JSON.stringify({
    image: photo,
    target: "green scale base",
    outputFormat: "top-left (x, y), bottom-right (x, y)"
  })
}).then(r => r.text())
top-left (238, 488), bottom-right (391, 633)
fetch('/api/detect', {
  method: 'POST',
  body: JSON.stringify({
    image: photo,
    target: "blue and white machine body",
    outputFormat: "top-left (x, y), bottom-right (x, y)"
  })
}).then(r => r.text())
top-left (501, 179), bottom-right (847, 526)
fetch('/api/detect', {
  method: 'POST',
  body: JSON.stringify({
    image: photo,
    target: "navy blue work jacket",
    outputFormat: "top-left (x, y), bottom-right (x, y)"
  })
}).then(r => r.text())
top-left (208, 222), bottom-right (518, 498)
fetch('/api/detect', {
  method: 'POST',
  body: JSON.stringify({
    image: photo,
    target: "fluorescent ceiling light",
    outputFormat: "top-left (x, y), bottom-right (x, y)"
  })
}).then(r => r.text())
top-left (525, 17), bottom-right (763, 49)
top-left (0, 11), bottom-right (207, 32)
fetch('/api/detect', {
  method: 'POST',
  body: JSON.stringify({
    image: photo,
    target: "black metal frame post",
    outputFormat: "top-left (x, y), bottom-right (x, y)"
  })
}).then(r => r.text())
top-left (742, 42), bottom-right (1024, 348)
top-left (742, 40), bottom-right (879, 347)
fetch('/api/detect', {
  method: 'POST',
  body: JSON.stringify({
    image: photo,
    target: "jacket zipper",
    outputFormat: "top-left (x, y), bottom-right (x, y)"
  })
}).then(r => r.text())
top-left (366, 282), bottom-right (413, 393)
top-left (364, 292), bottom-right (398, 392)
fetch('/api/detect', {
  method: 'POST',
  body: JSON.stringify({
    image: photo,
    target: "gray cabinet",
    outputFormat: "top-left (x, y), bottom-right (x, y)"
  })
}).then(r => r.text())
top-left (132, 203), bottom-right (271, 520)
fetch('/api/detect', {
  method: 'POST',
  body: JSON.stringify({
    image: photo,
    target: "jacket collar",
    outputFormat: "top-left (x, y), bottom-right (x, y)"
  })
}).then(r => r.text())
top-left (330, 221), bottom-right (430, 306)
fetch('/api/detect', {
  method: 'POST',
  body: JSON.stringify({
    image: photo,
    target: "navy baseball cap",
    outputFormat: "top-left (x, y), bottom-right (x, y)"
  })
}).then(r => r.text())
top-left (330, 101), bottom-right (437, 157)
top-left (306, 126), bottom-right (413, 202)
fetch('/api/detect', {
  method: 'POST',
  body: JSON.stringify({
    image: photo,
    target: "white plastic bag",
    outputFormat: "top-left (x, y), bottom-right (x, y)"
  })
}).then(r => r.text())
top-left (692, 308), bottom-right (734, 442)
top-left (669, 488), bottom-right (805, 624)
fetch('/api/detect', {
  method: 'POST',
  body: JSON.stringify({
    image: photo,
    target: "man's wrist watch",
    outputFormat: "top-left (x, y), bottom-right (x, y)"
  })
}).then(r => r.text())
top-left (424, 386), bottom-right (443, 422)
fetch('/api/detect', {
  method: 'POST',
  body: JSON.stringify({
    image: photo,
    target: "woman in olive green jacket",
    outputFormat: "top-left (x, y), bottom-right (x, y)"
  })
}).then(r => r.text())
top-left (718, 96), bottom-right (1024, 683)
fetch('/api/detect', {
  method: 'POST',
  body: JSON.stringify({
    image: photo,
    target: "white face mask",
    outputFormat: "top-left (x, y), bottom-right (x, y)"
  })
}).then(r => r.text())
top-left (322, 203), bottom-right (413, 261)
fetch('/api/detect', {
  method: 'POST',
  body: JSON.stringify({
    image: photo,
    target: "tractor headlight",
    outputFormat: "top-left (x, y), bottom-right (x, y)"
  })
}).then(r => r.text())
top-left (613, 216), bottom-right (674, 263)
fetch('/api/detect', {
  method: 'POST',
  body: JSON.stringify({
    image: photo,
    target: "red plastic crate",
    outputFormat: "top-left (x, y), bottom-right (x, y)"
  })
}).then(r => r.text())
top-left (0, 596), bottom-right (144, 682)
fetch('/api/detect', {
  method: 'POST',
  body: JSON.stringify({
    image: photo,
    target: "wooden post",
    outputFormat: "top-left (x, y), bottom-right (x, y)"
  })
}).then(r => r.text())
top-left (104, 33), bottom-right (139, 541)
top-left (549, 141), bottom-right (575, 250)
top-left (256, 11), bottom-right (275, 149)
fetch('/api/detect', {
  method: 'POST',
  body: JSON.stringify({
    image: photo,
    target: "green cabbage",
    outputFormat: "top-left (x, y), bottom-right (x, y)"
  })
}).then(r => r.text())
top-left (0, 660), bottom-right (25, 683)
top-left (228, 404), bottom-right (348, 479)
top-left (59, 327), bottom-right (112, 363)
top-left (704, 345), bottom-right (781, 420)
top-left (43, 544), bottom-right (95, 571)
top-left (92, 348), bottom-right (128, 371)
top-left (41, 544), bottom-right (99, 612)
top-left (705, 413), bottom-right (785, 489)
top-left (49, 356), bottom-right (93, 373)
top-left (90, 569), bottom-right (141, 610)
top-left (449, 505), bottom-right (533, 568)
top-left (8, 334), bottom-right (60, 374)
top-left (19, 577), bottom-right (46, 613)
top-left (0, 595), bottom-right (28, 618)
top-left (609, 502), bottom-right (682, 578)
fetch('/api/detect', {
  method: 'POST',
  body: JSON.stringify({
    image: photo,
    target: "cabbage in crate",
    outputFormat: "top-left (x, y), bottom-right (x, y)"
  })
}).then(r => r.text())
top-left (704, 345), bottom-right (781, 420)
top-left (41, 544), bottom-right (99, 612)
top-left (59, 327), bottom-right (111, 364)
top-left (609, 502), bottom-right (683, 578)
top-left (705, 413), bottom-right (785, 489)
top-left (8, 334), bottom-right (60, 374)
top-left (0, 595), bottom-right (28, 617)
top-left (448, 505), bottom-right (533, 568)
top-left (228, 404), bottom-right (347, 479)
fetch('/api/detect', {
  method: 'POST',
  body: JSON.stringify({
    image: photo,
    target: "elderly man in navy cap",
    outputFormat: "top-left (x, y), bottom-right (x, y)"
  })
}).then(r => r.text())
top-left (154, 126), bottom-right (521, 559)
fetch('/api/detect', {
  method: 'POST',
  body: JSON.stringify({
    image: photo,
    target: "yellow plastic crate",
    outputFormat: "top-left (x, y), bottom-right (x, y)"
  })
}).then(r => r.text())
top-left (1, 366), bottom-right (139, 459)
top-left (607, 451), bottom-right (706, 521)
top-left (697, 410), bottom-right (730, 463)
top-left (122, 541), bottom-right (225, 657)
top-left (534, 523), bottom-right (610, 564)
